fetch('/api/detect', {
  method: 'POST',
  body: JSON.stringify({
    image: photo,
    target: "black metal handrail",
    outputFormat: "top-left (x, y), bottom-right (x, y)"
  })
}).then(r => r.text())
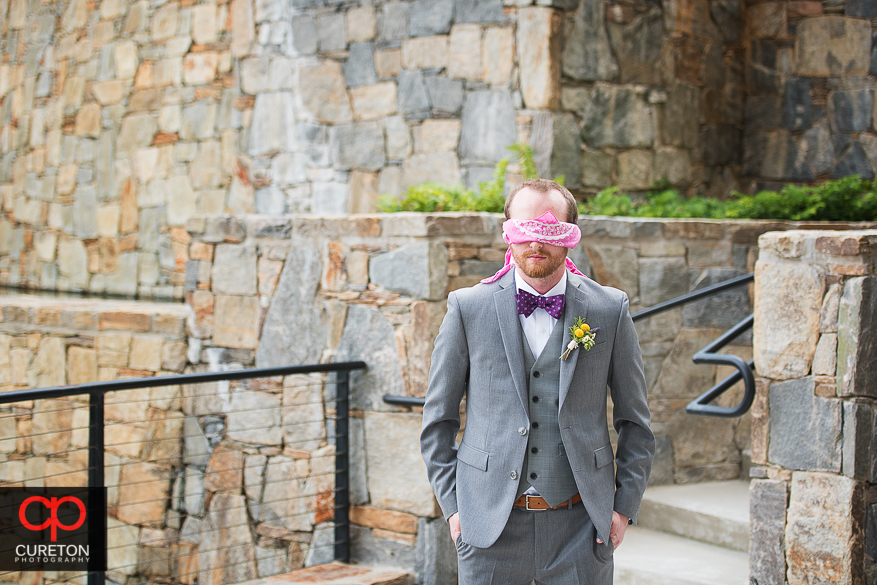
top-left (384, 274), bottom-right (756, 418)
top-left (0, 361), bottom-right (367, 585)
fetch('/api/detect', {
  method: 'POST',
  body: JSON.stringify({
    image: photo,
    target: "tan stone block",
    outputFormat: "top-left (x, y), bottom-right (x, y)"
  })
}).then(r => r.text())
top-left (516, 7), bottom-right (561, 109)
top-left (105, 387), bottom-right (150, 423)
top-left (258, 257), bottom-right (284, 296)
top-left (448, 24), bottom-right (482, 80)
top-left (135, 61), bottom-right (153, 89)
top-left (814, 375), bottom-right (836, 397)
top-left (99, 311), bottom-right (151, 331)
top-left (141, 408), bottom-right (183, 465)
top-left (119, 179), bottom-right (138, 234)
top-left (189, 242), bottom-right (214, 261)
top-left (114, 41), bottom-right (138, 79)
top-left (192, 3), bottom-right (218, 45)
top-left (152, 313), bottom-right (186, 336)
top-left (230, 0), bottom-right (255, 57)
top-left (204, 445), bottom-right (243, 492)
top-left (347, 5), bottom-right (376, 42)
top-left (97, 205), bottom-right (120, 238)
top-left (413, 119), bottom-right (461, 153)
top-left (482, 27), bottom-right (514, 85)
top-left (213, 295), bottom-right (260, 348)
top-left (295, 59), bottom-right (353, 124)
top-left (32, 399), bottom-right (73, 455)
top-left (45, 456), bottom-right (88, 487)
top-left (187, 290), bottom-right (214, 338)
top-left (348, 171), bottom-right (379, 214)
top-left (375, 49), bottom-right (401, 78)
top-left (75, 103), bottom-right (101, 138)
top-left (56, 163), bottom-right (77, 195)
top-left (152, 2), bottom-right (179, 41)
top-left (161, 341), bottom-right (187, 372)
top-left (106, 421), bottom-right (145, 458)
top-left (129, 335), bottom-right (164, 372)
top-left (97, 333), bottom-right (131, 367)
top-left (34, 230), bottom-right (57, 262)
top-left (116, 461), bottom-right (172, 526)
top-left (10, 349), bottom-right (31, 386)
top-left (183, 52), bottom-right (219, 85)
top-left (350, 82), bottom-right (398, 121)
top-left (401, 36), bottom-right (448, 70)
top-left (92, 80), bottom-right (124, 105)
top-left (67, 346), bottom-right (98, 385)
top-left (350, 506), bottom-right (418, 533)
top-left (154, 58), bottom-right (183, 87)
top-left (30, 337), bottom-right (66, 389)
top-left (616, 149), bottom-right (654, 191)
top-left (795, 17), bottom-right (870, 77)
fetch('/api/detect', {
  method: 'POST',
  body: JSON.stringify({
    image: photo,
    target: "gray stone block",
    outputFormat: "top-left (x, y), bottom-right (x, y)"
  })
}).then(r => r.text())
top-left (335, 305), bottom-right (404, 412)
top-left (343, 42), bottom-right (378, 88)
top-left (803, 120), bottom-right (836, 175)
top-left (73, 185), bottom-right (98, 239)
top-left (415, 517), bottom-right (457, 585)
top-left (425, 75), bottom-right (463, 114)
top-left (551, 112), bottom-right (581, 187)
top-left (409, 0), bottom-right (453, 36)
top-left (330, 122), bottom-right (386, 171)
top-left (458, 259), bottom-right (503, 277)
top-left (398, 69), bottom-right (431, 117)
top-left (212, 245), bottom-right (257, 296)
top-left (351, 525), bottom-right (416, 571)
top-left (454, 0), bottom-right (504, 23)
top-left (782, 78), bottom-right (812, 131)
top-left (459, 90), bottom-right (516, 164)
top-left (255, 238), bottom-right (325, 368)
top-left (255, 187), bottom-right (286, 214)
top-left (749, 479), bottom-right (788, 585)
top-left (606, 11), bottom-right (663, 85)
top-left (317, 12), bottom-right (346, 52)
top-left (831, 142), bottom-right (875, 180)
top-left (562, 0), bottom-right (618, 82)
top-left (683, 268), bottom-right (752, 330)
top-left (291, 15), bottom-right (318, 55)
top-left (749, 40), bottom-right (777, 93)
top-left (745, 96), bottom-right (781, 130)
top-left (638, 257), bottom-right (688, 307)
top-left (379, 2), bottom-right (408, 41)
top-left (769, 377), bottom-right (842, 472)
top-left (867, 503), bottom-right (877, 561)
top-left (831, 89), bottom-right (874, 133)
top-left (710, 0), bottom-right (742, 43)
top-left (843, 401), bottom-right (875, 480)
top-left (581, 85), bottom-right (654, 148)
top-left (701, 124), bottom-right (741, 166)
top-left (848, 0), bottom-right (877, 18)
top-left (837, 277), bottom-right (877, 398)
top-left (370, 242), bottom-right (448, 300)
top-left (872, 31), bottom-right (877, 76)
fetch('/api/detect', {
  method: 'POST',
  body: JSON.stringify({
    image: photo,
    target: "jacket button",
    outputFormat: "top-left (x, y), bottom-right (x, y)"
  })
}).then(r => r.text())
top-left (533, 371), bottom-right (541, 378)
top-left (530, 472), bottom-right (537, 480)
top-left (510, 471), bottom-right (518, 479)
top-left (518, 427), bottom-right (527, 436)
top-left (532, 396), bottom-right (539, 403)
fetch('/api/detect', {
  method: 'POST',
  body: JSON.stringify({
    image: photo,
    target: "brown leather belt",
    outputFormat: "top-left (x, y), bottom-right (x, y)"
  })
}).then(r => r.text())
top-left (513, 493), bottom-right (582, 510)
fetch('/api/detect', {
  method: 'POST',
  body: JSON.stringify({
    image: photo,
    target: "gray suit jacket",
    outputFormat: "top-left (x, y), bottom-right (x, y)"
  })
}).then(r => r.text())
top-left (420, 269), bottom-right (655, 548)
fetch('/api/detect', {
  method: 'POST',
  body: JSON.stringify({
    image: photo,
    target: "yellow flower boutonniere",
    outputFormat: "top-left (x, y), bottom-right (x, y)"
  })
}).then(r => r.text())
top-left (560, 317), bottom-right (599, 360)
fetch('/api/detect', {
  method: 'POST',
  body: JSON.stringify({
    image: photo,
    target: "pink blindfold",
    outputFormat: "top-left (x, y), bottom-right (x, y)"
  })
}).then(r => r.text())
top-left (481, 211), bottom-right (586, 284)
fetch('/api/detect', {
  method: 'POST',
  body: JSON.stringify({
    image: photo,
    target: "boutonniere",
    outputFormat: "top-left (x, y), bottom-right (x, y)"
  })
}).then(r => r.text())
top-left (560, 317), bottom-right (599, 360)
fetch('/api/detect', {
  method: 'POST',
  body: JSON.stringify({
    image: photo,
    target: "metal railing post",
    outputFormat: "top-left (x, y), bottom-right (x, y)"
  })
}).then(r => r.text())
top-left (334, 370), bottom-right (350, 563)
top-left (88, 389), bottom-right (106, 585)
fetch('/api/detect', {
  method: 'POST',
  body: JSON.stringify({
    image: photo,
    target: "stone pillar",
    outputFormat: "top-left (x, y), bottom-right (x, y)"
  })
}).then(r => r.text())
top-left (751, 230), bottom-right (877, 585)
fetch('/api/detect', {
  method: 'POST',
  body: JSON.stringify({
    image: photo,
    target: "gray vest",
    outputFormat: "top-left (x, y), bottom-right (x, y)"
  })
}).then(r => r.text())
top-left (516, 320), bottom-right (579, 506)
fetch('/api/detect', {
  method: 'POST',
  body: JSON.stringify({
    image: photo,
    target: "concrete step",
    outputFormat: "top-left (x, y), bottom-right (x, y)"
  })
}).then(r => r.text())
top-left (614, 526), bottom-right (749, 585)
top-left (243, 563), bottom-right (414, 585)
top-left (636, 480), bottom-right (750, 552)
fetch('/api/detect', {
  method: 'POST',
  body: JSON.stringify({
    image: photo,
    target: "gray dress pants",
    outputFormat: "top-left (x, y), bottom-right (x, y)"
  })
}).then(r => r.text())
top-left (455, 501), bottom-right (614, 585)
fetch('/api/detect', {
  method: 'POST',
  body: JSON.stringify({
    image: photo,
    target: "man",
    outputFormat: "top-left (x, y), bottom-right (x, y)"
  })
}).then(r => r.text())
top-left (420, 179), bottom-right (655, 584)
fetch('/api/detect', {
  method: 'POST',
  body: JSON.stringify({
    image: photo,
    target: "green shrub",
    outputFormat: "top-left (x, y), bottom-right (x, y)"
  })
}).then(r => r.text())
top-left (581, 176), bottom-right (877, 222)
top-left (375, 144), bottom-right (560, 213)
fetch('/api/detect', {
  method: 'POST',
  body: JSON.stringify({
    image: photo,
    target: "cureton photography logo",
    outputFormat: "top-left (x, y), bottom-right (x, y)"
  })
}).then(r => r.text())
top-left (0, 487), bottom-right (105, 571)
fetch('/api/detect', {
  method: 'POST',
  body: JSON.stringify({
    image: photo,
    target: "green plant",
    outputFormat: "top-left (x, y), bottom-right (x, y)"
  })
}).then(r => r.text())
top-left (376, 143), bottom-right (563, 213)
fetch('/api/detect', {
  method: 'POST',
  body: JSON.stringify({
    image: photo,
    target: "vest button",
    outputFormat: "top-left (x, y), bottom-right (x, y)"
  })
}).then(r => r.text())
top-left (518, 427), bottom-right (527, 436)
top-left (532, 396), bottom-right (539, 403)
top-left (530, 472), bottom-right (537, 480)
top-left (532, 422), bottom-right (539, 428)
top-left (531, 447), bottom-right (538, 454)
top-left (533, 371), bottom-right (541, 378)
top-left (510, 471), bottom-right (518, 479)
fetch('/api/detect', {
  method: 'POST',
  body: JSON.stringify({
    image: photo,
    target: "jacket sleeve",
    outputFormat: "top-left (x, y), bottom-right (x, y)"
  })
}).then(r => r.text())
top-left (607, 292), bottom-right (655, 523)
top-left (420, 292), bottom-right (470, 520)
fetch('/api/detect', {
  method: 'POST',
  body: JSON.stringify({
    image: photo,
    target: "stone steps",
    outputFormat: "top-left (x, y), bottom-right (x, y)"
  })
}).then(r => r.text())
top-left (614, 480), bottom-right (750, 584)
top-left (614, 526), bottom-right (749, 585)
top-left (241, 563), bottom-right (414, 585)
top-left (636, 480), bottom-right (750, 552)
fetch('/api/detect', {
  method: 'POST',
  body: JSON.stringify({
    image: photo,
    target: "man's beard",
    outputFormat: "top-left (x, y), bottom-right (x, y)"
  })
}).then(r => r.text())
top-left (512, 247), bottom-right (567, 279)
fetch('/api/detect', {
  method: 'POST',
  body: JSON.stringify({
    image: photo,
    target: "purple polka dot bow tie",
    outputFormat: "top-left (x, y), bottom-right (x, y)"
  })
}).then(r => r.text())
top-left (515, 289), bottom-right (565, 319)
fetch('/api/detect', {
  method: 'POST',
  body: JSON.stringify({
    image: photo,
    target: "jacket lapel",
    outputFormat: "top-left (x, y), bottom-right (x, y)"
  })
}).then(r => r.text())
top-left (494, 271), bottom-right (529, 416)
top-left (559, 277), bottom-right (589, 409)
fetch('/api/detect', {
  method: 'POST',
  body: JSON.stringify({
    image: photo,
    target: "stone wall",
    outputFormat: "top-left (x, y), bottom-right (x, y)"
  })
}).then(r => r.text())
top-left (749, 229), bottom-right (877, 584)
top-left (742, 4), bottom-right (877, 188)
top-left (0, 295), bottom-right (189, 584)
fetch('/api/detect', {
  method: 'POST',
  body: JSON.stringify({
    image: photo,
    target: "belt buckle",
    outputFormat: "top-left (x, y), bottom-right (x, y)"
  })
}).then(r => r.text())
top-left (524, 495), bottom-right (543, 511)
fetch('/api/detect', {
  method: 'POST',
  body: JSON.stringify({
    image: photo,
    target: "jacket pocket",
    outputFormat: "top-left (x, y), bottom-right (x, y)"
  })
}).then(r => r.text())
top-left (594, 443), bottom-right (614, 469)
top-left (457, 442), bottom-right (489, 471)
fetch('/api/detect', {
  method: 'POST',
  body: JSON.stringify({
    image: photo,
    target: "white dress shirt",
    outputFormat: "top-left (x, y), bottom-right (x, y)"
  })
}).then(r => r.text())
top-left (515, 269), bottom-right (567, 360)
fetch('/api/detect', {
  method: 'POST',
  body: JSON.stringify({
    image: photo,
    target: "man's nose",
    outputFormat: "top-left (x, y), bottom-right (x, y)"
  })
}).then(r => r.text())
top-left (529, 241), bottom-right (543, 249)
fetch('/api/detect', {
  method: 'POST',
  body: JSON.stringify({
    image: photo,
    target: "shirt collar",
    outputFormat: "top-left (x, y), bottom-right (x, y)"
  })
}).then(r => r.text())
top-left (514, 269), bottom-right (567, 298)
